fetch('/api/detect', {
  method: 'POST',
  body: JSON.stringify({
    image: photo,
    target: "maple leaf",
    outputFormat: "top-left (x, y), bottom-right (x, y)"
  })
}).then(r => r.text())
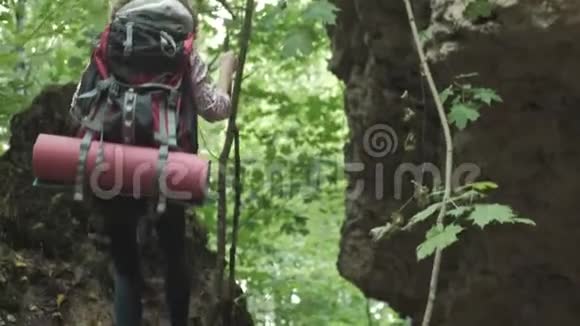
top-left (473, 87), bottom-right (503, 106)
top-left (303, 0), bottom-right (339, 25)
top-left (447, 206), bottom-right (472, 218)
top-left (467, 204), bottom-right (514, 228)
top-left (282, 29), bottom-right (314, 58)
top-left (417, 224), bottom-right (464, 260)
top-left (448, 103), bottom-right (480, 130)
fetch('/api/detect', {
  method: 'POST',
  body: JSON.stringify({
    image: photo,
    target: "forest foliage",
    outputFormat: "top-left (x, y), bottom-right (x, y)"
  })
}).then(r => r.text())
top-left (0, 0), bottom-right (406, 324)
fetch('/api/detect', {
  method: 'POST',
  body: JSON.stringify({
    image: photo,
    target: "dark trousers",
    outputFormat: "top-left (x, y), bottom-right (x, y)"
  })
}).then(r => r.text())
top-left (96, 197), bottom-right (191, 326)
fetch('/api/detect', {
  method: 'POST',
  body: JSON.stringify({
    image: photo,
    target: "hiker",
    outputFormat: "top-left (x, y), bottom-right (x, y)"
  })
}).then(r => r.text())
top-left (67, 0), bottom-right (237, 325)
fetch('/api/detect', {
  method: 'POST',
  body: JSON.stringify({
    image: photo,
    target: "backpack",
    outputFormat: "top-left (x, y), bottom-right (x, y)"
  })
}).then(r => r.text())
top-left (69, 0), bottom-right (198, 211)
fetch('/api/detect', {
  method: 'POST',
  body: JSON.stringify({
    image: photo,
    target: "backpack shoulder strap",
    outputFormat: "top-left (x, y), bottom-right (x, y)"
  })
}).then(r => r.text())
top-left (180, 66), bottom-right (198, 154)
top-left (188, 37), bottom-right (199, 153)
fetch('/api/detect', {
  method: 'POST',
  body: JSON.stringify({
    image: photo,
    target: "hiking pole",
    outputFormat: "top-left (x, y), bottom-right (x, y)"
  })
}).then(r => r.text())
top-left (214, 0), bottom-right (255, 323)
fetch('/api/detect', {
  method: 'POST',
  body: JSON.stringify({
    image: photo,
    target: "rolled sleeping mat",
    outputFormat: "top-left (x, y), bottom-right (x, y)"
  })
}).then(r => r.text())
top-left (32, 133), bottom-right (210, 203)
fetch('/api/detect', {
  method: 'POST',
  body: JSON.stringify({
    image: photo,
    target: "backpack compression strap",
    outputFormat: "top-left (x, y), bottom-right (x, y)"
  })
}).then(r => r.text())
top-left (153, 85), bottom-right (181, 213)
top-left (153, 34), bottom-right (193, 213)
top-left (73, 99), bottom-right (110, 201)
top-left (72, 26), bottom-right (113, 202)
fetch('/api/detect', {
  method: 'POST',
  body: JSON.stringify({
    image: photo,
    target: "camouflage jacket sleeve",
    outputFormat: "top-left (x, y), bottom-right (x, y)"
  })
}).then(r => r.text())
top-left (189, 50), bottom-right (232, 122)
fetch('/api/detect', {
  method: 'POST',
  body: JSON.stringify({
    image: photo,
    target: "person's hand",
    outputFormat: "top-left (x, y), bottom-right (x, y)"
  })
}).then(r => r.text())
top-left (219, 50), bottom-right (238, 75)
top-left (217, 51), bottom-right (238, 94)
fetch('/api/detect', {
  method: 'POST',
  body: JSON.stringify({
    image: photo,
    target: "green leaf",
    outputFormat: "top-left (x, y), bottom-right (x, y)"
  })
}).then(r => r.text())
top-left (261, 3), bottom-right (285, 28)
top-left (469, 181), bottom-right (498, 191)
top-left (419, 29), bottom-right (433, 45)
top-left (406, 202), bottom-right (441, 227)
top-left (67, 56), bottom-right (84, 68)
top-left (473, 87), bottom-right (502, 105)
top-left (417, 224), bottom-right (464, 260)
top-left (467, 204), bottom-right (514, 228)
top-left (447, 206), bottom-right (472, 218)
top-left (303, 0), bottom-right (339, 25)
top-left (0, 52), bottom-right (19, 67)
top-left (282, 29), bottom-right (315, 58)
top-left (448, 103), bottom-right (480, 130)
top-left (465, 0), bottom-right (494, 21)
top-left (467, 204), bottom-right (537, 229)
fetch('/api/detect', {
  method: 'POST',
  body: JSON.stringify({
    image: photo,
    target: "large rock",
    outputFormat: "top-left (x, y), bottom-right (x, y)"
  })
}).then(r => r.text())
top-left (0, 85), bottom-right (252, 325)
top-left (329, 0), bottom-right (580, 325)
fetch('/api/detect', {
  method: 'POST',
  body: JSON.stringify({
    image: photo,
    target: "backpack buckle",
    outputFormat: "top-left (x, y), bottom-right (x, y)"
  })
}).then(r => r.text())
top-left (160, 31), bottom-right (177, 57)
top-left (109, 80), bottom-right (120, 98)
top-left (123, 22), bottom-right (135, 57)
top-left (123, 88), bottom-right (137, 144)
top-left (168, 90), bottom-right (179, 111)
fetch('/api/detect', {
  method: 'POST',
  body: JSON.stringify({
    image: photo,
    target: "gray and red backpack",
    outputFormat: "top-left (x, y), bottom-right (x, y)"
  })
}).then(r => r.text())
top-left (69, 0), bottom-right (198, 206)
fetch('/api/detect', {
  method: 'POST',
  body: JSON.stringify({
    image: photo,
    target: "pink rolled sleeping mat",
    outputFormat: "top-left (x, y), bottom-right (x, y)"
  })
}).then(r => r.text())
top-left (32, 133), bottom-right (210, 203)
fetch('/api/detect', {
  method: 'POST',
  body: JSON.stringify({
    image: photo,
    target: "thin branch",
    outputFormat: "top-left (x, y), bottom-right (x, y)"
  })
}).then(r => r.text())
top-left (366, 298), bottom-right (373, 326)
top-left (208, 32), bottom-right (231, 73)
top-left (401, 1), bottom-right (454, 326)
top-left (214, 0), bottom-right (255, 323)
top-left (216, 0), bottom-right (238, 20)
top-left (228, 126), bottom-right (242, 323)
top-left (15, 0), bottom-right (28, 96)
top-left (223, 29), bottom-right (231, 52)
top-left (242, 70), bottom-right (256, 81)
top-left (19, 0), bottom-right (65, 47)
top-left (198, 126), bottom-right (219, 159)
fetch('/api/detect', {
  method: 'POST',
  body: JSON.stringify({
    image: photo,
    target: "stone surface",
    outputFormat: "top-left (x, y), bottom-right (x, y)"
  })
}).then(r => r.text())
top-left (329, 0), bottom-right (580, 324)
